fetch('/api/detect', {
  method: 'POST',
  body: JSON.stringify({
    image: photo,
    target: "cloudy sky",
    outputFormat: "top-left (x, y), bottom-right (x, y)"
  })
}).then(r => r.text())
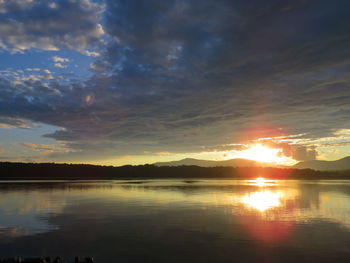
top-left (0, 0), bottom-right (350, 165)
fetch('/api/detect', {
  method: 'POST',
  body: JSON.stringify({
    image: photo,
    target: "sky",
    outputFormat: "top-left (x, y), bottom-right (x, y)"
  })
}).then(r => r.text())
top-left (0, 0), bottom-right (350, 166)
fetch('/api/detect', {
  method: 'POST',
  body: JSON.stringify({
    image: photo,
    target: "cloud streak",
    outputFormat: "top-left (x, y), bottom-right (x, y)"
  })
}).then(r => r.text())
top-left (19, 142), bottom-right (73, 156)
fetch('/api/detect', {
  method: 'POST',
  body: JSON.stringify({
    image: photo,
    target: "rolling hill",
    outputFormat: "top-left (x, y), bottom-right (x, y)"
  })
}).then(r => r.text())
top-left (293, 156), bottom-right (350, 171)
top-left (154, 158), bottom-right (280, 168)
top-left (155, 156), bottom-right (350, 171)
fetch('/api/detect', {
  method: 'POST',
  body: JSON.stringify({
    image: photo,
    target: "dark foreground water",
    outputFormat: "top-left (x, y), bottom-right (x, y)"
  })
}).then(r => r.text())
top-left (0, 179), bottom-right (350, 263)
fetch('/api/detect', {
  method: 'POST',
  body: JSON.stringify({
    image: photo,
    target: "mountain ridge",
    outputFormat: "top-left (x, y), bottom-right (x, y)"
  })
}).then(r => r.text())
top-left (154, 156), bottom-right (350, 171)
top-left (154, 157), bottom-right (282, 168)
top-left (293, 156), bottom-right (350, 171)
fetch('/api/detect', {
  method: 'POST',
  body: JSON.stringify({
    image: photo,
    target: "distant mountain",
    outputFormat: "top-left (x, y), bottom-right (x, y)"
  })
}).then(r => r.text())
top-left (293, 156), bottom-right (350, 171)
top-left (154, 156), bottom-right (350, 171)
top-left (154, 158), bottom-right (280, 168)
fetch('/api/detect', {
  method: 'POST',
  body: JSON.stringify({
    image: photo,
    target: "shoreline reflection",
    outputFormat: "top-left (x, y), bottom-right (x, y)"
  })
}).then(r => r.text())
top-left (0, 179), bottom-right (349, 252)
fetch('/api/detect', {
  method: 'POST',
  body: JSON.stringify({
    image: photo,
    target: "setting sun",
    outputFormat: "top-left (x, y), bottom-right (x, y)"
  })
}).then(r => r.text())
top-left (230, 143), bottom-right (296, 165)
top-left (237, 144), bottom-right (281, 163)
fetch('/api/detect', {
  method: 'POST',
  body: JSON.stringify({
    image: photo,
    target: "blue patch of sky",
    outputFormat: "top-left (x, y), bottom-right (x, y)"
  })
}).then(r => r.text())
top-left (0, 49), bottom-right (97, 80)
top-left (0, 124), bottom-right (62, 154)
top-left (51, 49), bottom-right (97, 79)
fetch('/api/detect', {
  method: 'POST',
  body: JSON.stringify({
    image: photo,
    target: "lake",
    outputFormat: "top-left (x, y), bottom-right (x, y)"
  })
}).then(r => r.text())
top-left (0, 179), bottom-right (350, 262)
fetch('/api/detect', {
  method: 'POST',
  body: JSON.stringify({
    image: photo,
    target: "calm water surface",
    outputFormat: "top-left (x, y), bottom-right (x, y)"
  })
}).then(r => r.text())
top-left (0, 179), bottom-right (350, 262)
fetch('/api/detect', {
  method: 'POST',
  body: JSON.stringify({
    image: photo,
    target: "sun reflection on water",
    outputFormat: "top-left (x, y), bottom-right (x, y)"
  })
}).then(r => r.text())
top-left (234, 179), bottom-right (296, 243)
top-left (241, 190), bottom-right (282, 212)
top-left (248, 177), bottom-right (275, 187)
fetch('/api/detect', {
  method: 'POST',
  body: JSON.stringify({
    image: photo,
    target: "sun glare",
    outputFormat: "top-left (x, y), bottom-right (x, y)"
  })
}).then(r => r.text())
top-left (237, 143), bottom-right (281, 163)
top-left (231, 143), bottom-right (296, 165)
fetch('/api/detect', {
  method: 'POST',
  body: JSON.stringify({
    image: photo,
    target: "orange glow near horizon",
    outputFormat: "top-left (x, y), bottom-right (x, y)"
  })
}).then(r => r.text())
top-left (229, 143), bottom-right (297, 165)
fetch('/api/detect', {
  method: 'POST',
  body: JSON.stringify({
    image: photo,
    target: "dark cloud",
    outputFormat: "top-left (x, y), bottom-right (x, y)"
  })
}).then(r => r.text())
top-left (1, 0), bottom-right (350, 160)
top-left (293, 146), bottom-right (318, 161)
top-left (282, 145), bottom-right (318, 161)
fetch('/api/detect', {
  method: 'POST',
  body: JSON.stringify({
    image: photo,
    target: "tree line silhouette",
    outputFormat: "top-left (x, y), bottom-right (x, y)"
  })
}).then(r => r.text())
top-left (0, 162), bottom-right (349, 180)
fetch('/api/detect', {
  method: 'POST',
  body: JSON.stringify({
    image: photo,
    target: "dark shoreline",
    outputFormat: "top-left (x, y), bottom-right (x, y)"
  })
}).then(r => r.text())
top-left (1, 162), bottom-right (350, 180)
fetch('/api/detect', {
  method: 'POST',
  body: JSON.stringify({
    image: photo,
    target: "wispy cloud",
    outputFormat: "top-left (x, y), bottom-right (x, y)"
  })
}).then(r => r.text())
top-left (52, 56), bottom-right (69, 63)
top-left (19, 142), bottom-right (74, 156)
top-left (0, 117), bottom-right (32, 129)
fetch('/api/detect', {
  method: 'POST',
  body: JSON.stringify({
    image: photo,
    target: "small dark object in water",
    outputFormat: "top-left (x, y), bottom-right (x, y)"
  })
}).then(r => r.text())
top-left (183, 180), bottom-right (197, 184)
top-left (0, 257), bottom-right (93, 263)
